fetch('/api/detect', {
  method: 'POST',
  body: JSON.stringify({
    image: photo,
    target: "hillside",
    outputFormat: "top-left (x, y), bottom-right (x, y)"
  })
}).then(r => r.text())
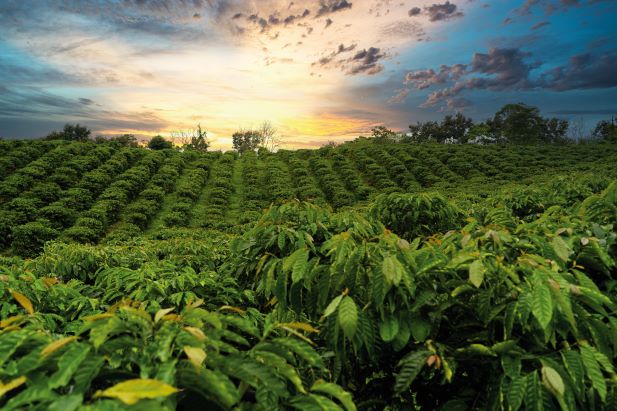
top-left (2, 140), bottom-right (617, 256)
top-left (1, 139), bottom-right (617, 410)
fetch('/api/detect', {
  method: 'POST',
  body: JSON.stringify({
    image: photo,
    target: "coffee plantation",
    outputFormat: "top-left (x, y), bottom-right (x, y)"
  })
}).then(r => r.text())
top-left (1, 138), bottom-right (617, 410)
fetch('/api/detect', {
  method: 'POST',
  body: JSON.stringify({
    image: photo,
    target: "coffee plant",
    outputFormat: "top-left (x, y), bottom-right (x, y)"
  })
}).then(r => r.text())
top-left (1, 139), bottom-right (617, 409)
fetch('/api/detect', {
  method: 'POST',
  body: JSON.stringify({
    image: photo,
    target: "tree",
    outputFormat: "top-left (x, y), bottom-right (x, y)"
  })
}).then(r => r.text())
top-left (45, 123), bottom-right (91, 141)
top-left (441, 113), bottom-right (474, 142)
top-left (258, 121), bottom-right (280, 152)
top-left (188, 124), bottom-right (209, 151)
top-left (407, 121), bottom-right (442, 142)
top-left (543, 117), bottom-right (569, 143)
top-left (147, 135), bottom-right (173, 150)
top-left (592, 118), bottom-right (617, 143)
top-left (173, 124), bottom-right (210, 151)
top-left (488, 103), bottom-right (546, 144)
top-left (232, 130), bottom-right (262, 154)
top-left (371, 126), bottom-right (398, 143)
top-left (95, 134), bottom-right (139, 147)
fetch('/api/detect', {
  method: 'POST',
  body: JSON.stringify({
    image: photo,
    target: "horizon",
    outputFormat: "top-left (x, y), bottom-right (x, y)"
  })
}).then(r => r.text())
top-left (1, 0), bottom-right (616, 149)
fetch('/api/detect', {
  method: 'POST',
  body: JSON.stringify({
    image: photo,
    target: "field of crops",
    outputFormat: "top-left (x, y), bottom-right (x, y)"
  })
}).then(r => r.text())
top-left (1, 139), bottom-right (617, 410)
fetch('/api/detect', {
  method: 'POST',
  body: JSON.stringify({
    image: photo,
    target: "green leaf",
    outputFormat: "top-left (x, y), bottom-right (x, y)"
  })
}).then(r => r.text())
top-left (311, 380), bottom-right (357, 411)
top-left (531, 281), bottom-right (553, 331)
top-left (272, 337), bottom-right (325, 369)
top-left (382, 254), bottom-right (404, 287)
top-left (379, 315), bottom-right (400, 342)
top-left (409, 314), bottom-right (431, 342)
top-left (551, 236), bottom-right (570, 262)
top-left (507, 375), bottom-right (527, 411)
top-left (322, 295), bottom-right (343, 320)
top-left (541, 366), bottom-right (565, 397)
top-left (292, 250), bottom-right (309, 284)
top-left (395, 349), bottom-right (430, 394)
top-left (337, 296), bottom-right (358, 339)
top-left (469, 259), bottom-right (485, 288)
top-left (580, 345), bottom-right (607, 401)
top-left (48, 343), bottom-right (90, 389)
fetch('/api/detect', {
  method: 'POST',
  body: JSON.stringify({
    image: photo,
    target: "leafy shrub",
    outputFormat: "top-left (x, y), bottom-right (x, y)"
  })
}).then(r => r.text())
top-left (11, 220), bottom-right (58, 257)
top-left (369, 192), bottom-right (462, 239)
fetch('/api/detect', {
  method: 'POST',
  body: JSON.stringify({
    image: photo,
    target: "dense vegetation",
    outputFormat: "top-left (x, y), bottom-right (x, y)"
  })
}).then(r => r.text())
top-left (1, 137), bottom-right (617, 410)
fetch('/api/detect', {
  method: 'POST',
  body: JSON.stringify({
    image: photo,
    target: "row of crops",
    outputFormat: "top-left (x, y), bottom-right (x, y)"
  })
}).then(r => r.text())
top-left (1, 163), bottom-right (617, 409)
top-left (1, 140), bottom-right (617, 257)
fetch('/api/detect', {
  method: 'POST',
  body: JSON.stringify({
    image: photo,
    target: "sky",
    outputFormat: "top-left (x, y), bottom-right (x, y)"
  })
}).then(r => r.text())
top-left (0, 0), bottom-right (616, 149)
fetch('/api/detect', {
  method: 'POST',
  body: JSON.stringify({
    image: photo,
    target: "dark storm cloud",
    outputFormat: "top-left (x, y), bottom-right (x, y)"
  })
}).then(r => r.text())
top-left (0, 86), bottom-right (168, 137)
top-left (396, 46), bottom-right (617, 108)
top-left (540, 50), bottom-right (617, 90)
top-left (470, 48), bottom-right (535, 88)
top-left (315, 0), bottom-right (353, 17)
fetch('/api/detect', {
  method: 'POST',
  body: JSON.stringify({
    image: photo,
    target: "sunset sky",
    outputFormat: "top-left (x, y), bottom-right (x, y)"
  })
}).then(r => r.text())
top-left (0, 0), bottom-right (616, 148)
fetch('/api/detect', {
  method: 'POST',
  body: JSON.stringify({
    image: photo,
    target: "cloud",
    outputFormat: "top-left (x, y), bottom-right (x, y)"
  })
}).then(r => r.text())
top-left (312, 44), bottom-right (386, 75)
top-left (404, 64), bottom-right (467, 89)
top-left (347, 47), bottom-right (386, 75)
top-left (380, 21), bottom-right (426, 40)
top-left (396, 46), bottom-right (617, 108)
top-left (407, 1), bottom-right (464, 22)
top-left (531, 20), bottom-right (550, 29)
top-left (540, 50), bottom-right (617, 90)
top-left (549, 108), bottom-right (617, 115)
top-left (0, 85), bottom-right (169, 137)
top-left (445, 97), bottom-right (471, 111)
top-left (315, 0), bottom-right (353, 17)
top-left (408, 7), bottom-right (422, 16)
top-left (511, 0), bottom-right (607, 19)
top-left (312, 43), bottom-right (357, 67)
top-left (424, 1), bottom-right (464, 22)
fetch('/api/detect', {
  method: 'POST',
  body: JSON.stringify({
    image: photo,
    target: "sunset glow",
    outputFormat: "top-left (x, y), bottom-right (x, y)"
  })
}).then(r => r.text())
top-left (1, 0), bottom-right (616, 148)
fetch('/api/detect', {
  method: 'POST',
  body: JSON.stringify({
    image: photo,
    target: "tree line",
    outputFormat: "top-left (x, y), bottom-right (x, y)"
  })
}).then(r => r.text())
top-left (11, 103), bottom-right (616, 149)
top-left (371, 103), bottom-right (617, 145)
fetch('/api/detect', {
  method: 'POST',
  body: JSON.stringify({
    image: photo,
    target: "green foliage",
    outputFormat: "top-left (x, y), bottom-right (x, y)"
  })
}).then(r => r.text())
top-left (369, 192), bottom-right (462, 239)
top-left (147, 136), bottom-right (173, 150)
top-left (45, 123), bottom-right (92, 141)
top-left (1, 138), bottom-right (617, 411)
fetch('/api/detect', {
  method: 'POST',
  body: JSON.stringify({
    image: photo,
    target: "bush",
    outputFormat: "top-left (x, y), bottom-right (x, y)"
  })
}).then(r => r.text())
top-left (369, 192), bottom-right (462, 239)
top-left (38, 205), bottom-right (77, 229)
top-left (11, 221), bottom-right (58, 257)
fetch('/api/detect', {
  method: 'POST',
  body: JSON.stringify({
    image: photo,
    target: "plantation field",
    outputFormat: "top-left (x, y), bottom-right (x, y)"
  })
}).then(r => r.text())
top-left (1, 139), bottom-right (617, 410)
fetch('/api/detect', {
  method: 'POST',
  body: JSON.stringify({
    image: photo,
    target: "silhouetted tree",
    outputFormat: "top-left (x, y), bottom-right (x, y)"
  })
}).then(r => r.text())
top-left (441, 113), bottom-right (474, 142)
top-left (371, 126), bottom-right (398, 143)
top-left (488, 103), bottom-right (546, 144)
top-left (232, 129), bottom-right (262, 154)
top-left (147, 135), bottom-right (173, 150)
top-left (45, 123), bottom-right (91, 141)
top-left (592, 118), bottom-right (617, 143)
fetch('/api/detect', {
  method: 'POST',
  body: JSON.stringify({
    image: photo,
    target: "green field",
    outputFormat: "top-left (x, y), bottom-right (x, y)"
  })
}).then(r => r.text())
top-left (1, 138), bottom-right (617, 410)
